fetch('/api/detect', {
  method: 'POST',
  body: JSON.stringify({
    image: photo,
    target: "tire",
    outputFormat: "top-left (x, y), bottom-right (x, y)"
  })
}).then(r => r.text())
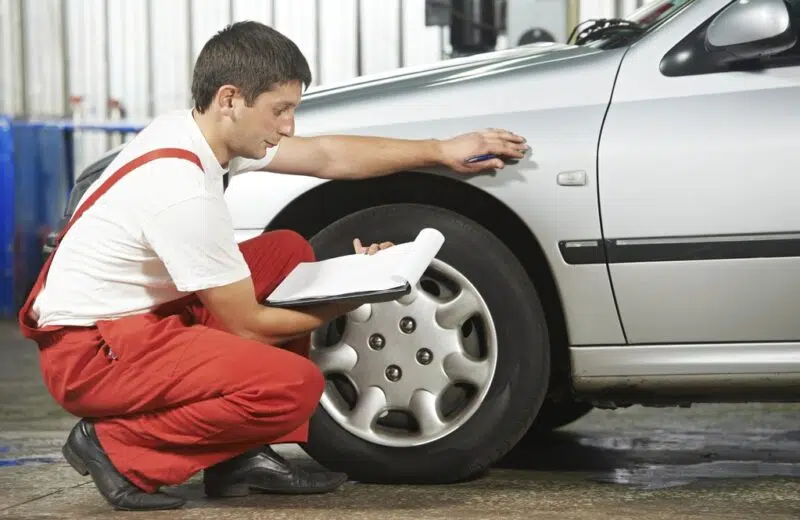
top-left (301, 203), bottom-right (551, 484)
top-left (524, 399), bottom-right (593, 435)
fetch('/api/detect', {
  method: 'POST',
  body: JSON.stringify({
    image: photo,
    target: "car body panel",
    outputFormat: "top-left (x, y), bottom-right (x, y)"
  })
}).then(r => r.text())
top-left (597, 0), bottom-right (800, 343)
top-left (225, 42), bottom-right (630, 346)
top-left (572, 342), bottom-right (800, 402)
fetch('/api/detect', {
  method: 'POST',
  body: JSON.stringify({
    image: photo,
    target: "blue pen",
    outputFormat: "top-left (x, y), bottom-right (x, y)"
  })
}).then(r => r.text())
top-left (465, 153), bottom-right (497, 164)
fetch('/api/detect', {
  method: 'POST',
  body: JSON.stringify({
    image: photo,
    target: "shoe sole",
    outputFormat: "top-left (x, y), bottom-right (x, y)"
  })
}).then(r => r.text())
top-left (205, 477), bottom-right (349, 498)
top-left (62, 442), bottom-right (90, 476)
top-left (62, 440), bottom-right (185, 511)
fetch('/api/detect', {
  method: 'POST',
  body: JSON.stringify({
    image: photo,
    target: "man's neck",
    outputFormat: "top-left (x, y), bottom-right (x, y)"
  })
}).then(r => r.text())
top-left (191, 108), bottom-right (231, 168)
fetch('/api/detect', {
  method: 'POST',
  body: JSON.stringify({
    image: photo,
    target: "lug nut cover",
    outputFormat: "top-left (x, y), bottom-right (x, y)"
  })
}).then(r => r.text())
top-left (385, 365), bottom-right (402, 382)
top-left (369, 334), bottom-right (385, 350)
top-left (416, 348), bottom-right (433, 365)
top-left (399, 317), bottom-right (416, 334)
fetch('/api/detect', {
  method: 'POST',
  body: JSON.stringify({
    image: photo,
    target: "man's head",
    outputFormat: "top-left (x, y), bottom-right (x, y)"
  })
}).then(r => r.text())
top-left (191, 21), bottom-right (312, 161)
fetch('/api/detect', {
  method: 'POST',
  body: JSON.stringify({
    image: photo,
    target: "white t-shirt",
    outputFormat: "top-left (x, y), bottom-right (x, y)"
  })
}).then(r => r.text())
top-left (31, 109), bottom-right (279, 327)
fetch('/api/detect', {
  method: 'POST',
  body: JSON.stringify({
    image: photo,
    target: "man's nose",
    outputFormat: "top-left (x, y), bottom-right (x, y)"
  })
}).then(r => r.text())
top-left (280, 119), bottom-right (295, 138)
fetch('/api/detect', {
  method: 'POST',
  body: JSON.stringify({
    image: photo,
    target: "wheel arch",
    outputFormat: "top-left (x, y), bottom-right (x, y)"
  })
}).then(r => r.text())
top-left (263, 171), bottom-right (573, 399)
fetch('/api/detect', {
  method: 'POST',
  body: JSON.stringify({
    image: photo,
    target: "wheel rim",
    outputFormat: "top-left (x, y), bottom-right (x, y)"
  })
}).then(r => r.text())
top-left (310, 258), bottom-right (498, 448)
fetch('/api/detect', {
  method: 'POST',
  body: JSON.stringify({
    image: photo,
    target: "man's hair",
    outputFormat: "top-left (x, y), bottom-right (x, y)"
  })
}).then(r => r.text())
top-left (191, 21), bottom-right (312, 113)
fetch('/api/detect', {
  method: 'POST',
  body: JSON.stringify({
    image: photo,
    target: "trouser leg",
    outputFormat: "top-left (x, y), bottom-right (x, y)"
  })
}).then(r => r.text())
top-left (182, 229), bottom-right (317, 444)
top-left (40, 318), bottom-right (324, 492)
top-left (38, 230), bottom-right (324, 492)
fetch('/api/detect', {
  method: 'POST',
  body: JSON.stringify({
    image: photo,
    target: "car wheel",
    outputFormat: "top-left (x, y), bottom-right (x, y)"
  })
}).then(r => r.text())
top-left (301, 203), bottom-right (551, 484)
top-left (524, 398), bottom-right (593, 435)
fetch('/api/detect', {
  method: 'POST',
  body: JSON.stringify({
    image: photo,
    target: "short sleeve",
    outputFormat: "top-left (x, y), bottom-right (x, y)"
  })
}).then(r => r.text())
top-left (229, 142), bottom-right (281, 176)
top-left (141, 195), bottom-right (251, 292)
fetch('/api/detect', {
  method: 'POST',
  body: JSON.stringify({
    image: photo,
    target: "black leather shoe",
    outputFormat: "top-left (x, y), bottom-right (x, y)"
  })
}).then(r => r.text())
top-left (62, 419), bottom-right (186, 511)
top-left (203, 445), bottom-right (349, 498)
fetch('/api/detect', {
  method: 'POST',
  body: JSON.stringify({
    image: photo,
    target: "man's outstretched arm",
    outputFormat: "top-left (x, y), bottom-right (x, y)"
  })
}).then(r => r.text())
top-left (263, 129), bottom-right (529, 180)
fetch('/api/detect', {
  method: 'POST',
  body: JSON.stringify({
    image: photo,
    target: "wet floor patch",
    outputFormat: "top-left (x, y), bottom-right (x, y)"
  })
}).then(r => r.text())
top-left (496, 421), bottom-right (800, 492)
top-left (592, 460), bottom-right (800, 490)
top-left (0, 456), bottom-right (60, 468)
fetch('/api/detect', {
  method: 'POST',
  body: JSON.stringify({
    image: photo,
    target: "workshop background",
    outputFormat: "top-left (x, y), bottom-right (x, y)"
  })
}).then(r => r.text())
top-left (0, 0), bottom-right (653, 319)
top-left (2, 2), bottom-right (800, 519)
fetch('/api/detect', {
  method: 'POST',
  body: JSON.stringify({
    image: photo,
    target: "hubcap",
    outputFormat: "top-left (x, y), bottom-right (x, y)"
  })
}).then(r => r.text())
top-left (310, 258), bottom-right (498, 448)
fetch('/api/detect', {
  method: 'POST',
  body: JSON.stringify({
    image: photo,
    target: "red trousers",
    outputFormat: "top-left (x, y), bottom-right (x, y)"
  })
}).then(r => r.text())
top-left (35, 230), bottom-right (324, 493)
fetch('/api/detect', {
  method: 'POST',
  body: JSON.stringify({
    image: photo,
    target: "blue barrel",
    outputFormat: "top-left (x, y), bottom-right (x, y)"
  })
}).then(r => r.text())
top-left (1, 119), bottom-right (144, 318)
top-left (37, 122), bottom-right (73, 235)
top-left (10, 120), bottom-right (45, 315)
top-left (7, 120), bottom-right (73, 316)
top-left (0, 116), bottom-right (14, 317)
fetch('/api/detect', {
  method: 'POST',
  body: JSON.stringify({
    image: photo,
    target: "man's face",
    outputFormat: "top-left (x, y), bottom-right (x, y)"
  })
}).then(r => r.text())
top-left (227, 80), bottom-right (302, 160)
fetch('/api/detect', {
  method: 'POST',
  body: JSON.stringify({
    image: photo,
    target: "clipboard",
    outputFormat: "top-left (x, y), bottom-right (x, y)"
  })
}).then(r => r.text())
top-left (263, 228), bottom-right (444, 308)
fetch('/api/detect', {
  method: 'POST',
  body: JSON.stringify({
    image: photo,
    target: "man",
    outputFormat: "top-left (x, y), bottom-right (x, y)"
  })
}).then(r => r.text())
top-left (18, 21), bottom-right (528, 511)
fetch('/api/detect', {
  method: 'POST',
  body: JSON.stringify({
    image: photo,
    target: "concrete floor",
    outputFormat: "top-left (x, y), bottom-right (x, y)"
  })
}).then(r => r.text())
top-left (1, 319), bottom-right (799, 519)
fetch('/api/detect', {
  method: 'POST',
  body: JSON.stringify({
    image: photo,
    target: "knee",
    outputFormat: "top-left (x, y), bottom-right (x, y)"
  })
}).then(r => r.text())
top-left (271, 229), bottom-right (316, 263)
top-left (288, 357), bottom-right (325, 417)
top-left (243, 354), bottom-right (324, 422)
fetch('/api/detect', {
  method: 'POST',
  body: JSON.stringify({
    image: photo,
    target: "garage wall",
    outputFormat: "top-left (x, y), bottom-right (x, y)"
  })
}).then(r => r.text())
top-left (0, 0), bottom-right (652, 121)
top-left (0, 0), bottom-right (25, 116)
top-left (0, 0), bottom-right (449, 120)
top-left (0, 0), bottom-right (69, 118)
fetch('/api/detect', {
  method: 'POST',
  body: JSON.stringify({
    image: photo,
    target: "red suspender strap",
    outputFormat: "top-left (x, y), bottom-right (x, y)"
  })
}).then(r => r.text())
top-left (17, 147), bottom-right (202, 338)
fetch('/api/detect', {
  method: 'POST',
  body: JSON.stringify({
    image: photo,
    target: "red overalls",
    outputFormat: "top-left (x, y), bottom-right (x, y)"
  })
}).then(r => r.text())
top-left (18, 148), bottom-right (325, 493)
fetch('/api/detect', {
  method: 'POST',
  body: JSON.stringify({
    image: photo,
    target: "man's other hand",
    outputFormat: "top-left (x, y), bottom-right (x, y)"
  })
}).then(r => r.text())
top-left (439, 128), bottom-right (529, 173)
top-left (353, 239), bottom-right (394, 255)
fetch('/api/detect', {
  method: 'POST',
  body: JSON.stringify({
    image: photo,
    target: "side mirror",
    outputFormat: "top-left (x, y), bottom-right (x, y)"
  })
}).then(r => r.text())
top-left (705, 0), bottom-right (797, 62)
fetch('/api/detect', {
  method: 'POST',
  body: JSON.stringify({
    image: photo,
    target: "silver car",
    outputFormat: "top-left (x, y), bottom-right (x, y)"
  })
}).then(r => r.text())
top-left (50, 0), bottom-right (800, 486)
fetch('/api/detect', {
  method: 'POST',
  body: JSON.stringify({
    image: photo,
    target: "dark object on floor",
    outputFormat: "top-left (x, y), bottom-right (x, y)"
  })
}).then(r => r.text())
top-left (203, 445), bottom-right (349, 497)
top-left (62, 419), bottom-right (186, 511)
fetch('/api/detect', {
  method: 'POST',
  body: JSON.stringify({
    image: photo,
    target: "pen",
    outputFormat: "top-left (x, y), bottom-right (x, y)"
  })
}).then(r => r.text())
top-left (465, 154), bottom-right (497, 164)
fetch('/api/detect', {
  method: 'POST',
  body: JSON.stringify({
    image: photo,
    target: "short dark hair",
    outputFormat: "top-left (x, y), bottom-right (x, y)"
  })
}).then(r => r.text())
top-left (191, 21), bottom-right (312, 113)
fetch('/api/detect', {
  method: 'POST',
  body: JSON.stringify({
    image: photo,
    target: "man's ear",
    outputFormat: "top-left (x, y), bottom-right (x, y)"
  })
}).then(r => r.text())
top-left (216, 85), bottom-right (238, 117)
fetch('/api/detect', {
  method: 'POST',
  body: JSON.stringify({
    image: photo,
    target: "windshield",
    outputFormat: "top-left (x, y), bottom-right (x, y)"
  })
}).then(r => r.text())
top-left (627, 0), bottom-right (695, 27)
top-left (574, 0), bottom-right (696, 49)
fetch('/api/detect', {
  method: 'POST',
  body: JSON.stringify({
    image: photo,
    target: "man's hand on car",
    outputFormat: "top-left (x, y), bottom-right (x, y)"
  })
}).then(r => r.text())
top-left (438, 128), bottom-right (529, 173)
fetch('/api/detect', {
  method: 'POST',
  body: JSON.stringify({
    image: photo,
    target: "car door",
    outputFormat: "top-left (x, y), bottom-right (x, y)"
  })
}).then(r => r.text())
top-left (597, 0), bottom-right (800, 344)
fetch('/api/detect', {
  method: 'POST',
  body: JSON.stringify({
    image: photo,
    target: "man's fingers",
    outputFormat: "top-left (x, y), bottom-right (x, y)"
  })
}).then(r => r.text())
top-left (477, 131), bottom-right (529, 160)
top-left (354, 239), bottom-right (395, 254)
top-left (493, 135), bottom-right (528, 152)
top-left (500, 132), bottom-right (526, 144)
top-left (505, 141), bottom-right (527, 158)
top-left (481, 137), bottom-right (527, 160)
top-left (484, 128), bottom-right (526, 143)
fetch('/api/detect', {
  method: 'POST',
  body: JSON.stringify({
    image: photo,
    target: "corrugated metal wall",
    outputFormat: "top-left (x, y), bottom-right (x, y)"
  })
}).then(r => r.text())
top-left (0, 0), bottom-right (69, 118)
top-left (0, 0), bottom-right (25, 116)
top-left (0, 0), bottom-right (452, 121)
top-left (0, 0), bottom-right (652, 122)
